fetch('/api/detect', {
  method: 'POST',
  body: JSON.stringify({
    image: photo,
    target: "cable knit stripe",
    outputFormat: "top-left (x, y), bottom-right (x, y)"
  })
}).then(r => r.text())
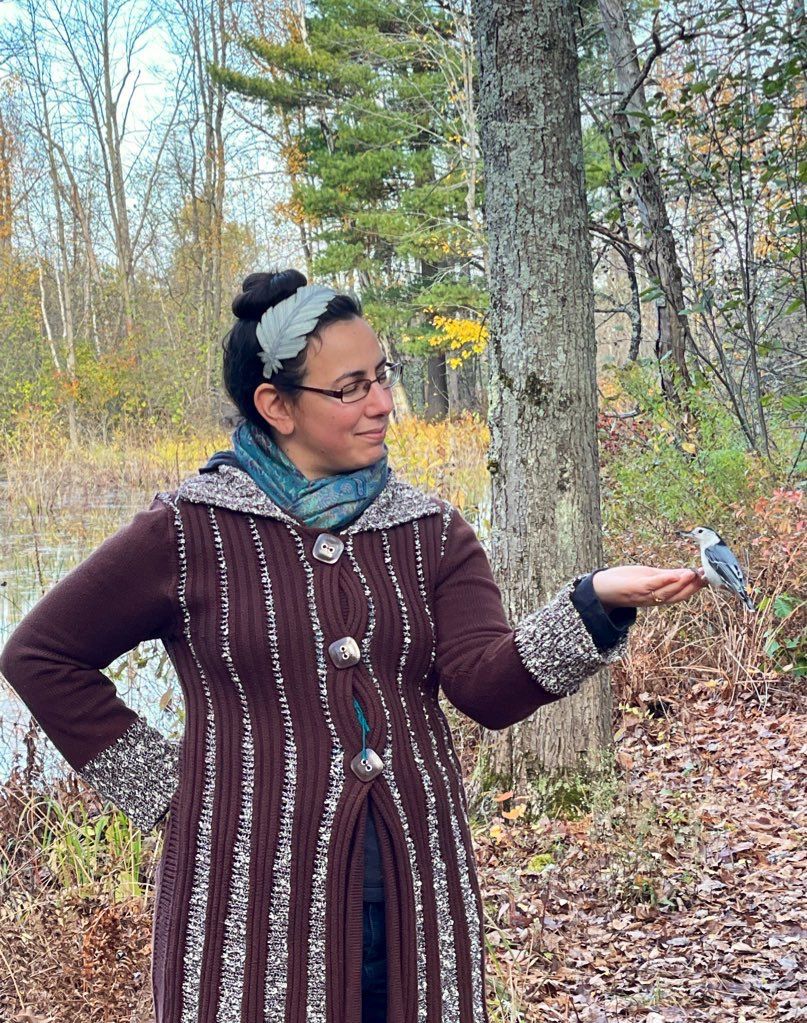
top-left (344, 534), bottom-right (430, 1023)
top-left (412, 518), bottom-right (487, 1022)
top-left (381, 529), bottom-right (461, 1021)
top-left (161, 495), bottom-right (218, 1023)
top-left (286, 524), bottom-right (348, 1023)
top-left (439, 502), bottom-right (453, 559)
top-left (248, 517), bottom-right (297, 1020)
top-left (208, 508), bottom-right (254, 1022)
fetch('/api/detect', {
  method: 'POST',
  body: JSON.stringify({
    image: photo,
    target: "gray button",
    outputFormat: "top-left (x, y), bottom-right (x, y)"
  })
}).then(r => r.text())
top-left (350, 747), bottom-right (384, 781)
top-left (328, 636), bottom-right (361, 668)
top-left (312, 533), bottom-right (344, 564)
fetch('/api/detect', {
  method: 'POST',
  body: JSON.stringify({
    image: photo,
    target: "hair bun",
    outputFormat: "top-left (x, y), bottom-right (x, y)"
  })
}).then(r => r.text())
top-left (231, 269), bottom-right (308, 320)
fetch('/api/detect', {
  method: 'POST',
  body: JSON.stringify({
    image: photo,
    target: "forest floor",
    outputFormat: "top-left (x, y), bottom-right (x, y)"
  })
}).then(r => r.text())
top-left (475, 687), bottom-right (806, 1022)
top-left (4, 689), bottom-right (803, 1023)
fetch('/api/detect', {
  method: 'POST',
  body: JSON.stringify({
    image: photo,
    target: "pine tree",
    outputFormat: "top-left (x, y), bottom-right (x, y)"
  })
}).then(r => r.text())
top-left (212, 0), bottom-right (489, 416)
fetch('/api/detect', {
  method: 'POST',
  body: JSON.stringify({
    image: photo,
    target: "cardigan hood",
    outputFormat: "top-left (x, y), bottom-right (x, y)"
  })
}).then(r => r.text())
top-left (182, 455), bottom-right (445, 534)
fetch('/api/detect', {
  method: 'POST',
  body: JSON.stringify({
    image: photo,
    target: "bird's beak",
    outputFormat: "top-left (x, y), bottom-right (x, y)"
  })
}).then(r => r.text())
top-left (677, 529), bottom-right (694, 539)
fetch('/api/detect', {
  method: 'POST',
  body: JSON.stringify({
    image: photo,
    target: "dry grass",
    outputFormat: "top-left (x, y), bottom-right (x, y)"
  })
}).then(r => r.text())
top-left (609, 502), bottom-right (806, 711)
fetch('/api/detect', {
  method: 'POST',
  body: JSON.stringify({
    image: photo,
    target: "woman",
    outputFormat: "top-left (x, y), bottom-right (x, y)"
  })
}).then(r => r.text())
top-left (0, 270), bottom-right (706, 1023)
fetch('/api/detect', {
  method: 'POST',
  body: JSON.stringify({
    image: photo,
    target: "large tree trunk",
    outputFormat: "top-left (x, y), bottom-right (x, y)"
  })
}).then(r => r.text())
top-left (471, 0), bottom-right (611, 780)
top-left (598, 0), bottom-right (693, 403)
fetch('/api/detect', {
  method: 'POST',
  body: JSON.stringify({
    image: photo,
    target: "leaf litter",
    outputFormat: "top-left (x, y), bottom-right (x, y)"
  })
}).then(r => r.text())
top-left (473, 693), bottom-right (806, 1021)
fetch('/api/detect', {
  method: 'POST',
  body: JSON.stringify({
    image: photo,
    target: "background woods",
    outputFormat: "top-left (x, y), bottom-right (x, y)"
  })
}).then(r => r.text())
top-left (0, 0), bottom-right (802, 440)
top-left (0, 1), bottom-right (804, 1020)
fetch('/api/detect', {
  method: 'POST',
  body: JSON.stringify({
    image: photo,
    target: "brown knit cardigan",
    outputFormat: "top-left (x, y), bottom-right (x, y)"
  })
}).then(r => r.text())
top-left (0, 463), bottom-right (629, 1023)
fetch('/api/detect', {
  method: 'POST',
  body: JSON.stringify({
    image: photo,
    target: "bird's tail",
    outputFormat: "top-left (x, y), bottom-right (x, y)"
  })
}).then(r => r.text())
top-left (742, 591), bottom-right (756, 612)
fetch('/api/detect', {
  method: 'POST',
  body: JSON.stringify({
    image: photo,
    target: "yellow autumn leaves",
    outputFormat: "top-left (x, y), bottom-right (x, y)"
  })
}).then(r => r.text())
top-left (384, 411), bottom-right (489, 510)
top-left (427, 315), bottom-right (489, 369)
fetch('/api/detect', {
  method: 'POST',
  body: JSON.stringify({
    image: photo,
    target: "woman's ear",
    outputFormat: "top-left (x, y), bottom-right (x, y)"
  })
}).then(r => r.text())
top-left (253, 383), bottom-right (295, 437)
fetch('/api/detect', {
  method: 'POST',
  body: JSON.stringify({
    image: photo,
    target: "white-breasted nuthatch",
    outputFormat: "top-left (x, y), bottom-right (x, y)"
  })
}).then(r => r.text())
top-left (677, 526), bottom-right (756, 611)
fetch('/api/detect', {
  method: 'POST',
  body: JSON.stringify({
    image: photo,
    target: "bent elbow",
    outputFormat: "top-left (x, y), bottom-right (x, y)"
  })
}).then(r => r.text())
top-left (0, 635), bottom-right (26, 693)
top-left (439, 677), bottom-right (545, 732)
top-left (0, 627), bottom-right (61, 710)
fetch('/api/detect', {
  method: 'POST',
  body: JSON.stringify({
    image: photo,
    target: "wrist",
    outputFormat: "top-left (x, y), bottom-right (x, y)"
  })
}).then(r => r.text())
top-left (590, 567), bottom-right (619, 613)
top-left (570, 571), bottom-right (636, 653)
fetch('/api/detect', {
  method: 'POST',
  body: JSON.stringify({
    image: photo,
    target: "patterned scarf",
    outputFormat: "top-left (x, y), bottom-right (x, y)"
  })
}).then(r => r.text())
top-left (231, 419), bottom-right (389, 531)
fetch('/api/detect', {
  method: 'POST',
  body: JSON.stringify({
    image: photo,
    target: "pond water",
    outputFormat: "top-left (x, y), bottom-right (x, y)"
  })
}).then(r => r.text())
top-left (0, 479), bottom-right (182, 785)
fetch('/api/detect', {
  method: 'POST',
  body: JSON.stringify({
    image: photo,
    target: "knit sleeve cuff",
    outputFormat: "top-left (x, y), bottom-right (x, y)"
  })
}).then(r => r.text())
top-left (77, 717), bottom-right (182, 833)
top-left (513, 580), bottom-right (631, 698)
top-left (570, 570), bottom-right (637, 651)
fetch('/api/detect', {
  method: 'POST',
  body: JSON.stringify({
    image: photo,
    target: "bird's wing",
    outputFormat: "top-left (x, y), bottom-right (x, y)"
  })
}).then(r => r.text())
top-left (704, 544), bottom-right (747, 592)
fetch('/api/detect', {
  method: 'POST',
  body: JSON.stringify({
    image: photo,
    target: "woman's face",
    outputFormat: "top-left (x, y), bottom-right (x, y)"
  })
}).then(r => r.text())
top-left (253, 316), bottom-right (395, 480)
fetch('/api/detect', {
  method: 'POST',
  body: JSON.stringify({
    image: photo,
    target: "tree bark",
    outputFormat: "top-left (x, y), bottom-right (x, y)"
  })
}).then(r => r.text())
top-left (173, 0), bottom-right (229, 416)
top-left (386, 337), bottom-right (413, 418)
top-left (0, 107), bottom-right (13, 258)
top-left (598, 0), bottom-right (694, 402)
top-left (423, 351), bottom-right (449, 420)
top-left (471, 0), bottom-right (612, 779)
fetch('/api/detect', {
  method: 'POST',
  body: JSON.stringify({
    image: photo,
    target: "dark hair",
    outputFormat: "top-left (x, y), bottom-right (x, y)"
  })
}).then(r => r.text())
top-left (221, 269), bottom-right (363, 437)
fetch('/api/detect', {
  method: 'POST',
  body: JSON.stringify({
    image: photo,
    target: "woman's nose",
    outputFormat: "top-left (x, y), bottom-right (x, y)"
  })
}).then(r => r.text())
top-left (365, 380), bottom-right (394, 414)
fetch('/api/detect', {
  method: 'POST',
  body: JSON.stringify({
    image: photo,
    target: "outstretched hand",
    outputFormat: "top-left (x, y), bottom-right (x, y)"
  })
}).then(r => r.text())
top-left (592, 565), bottom-right (708, 612)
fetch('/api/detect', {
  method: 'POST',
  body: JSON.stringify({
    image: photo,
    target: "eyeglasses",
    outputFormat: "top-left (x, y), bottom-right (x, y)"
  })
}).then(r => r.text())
top-left (287, 361), bottom-right (402, 404)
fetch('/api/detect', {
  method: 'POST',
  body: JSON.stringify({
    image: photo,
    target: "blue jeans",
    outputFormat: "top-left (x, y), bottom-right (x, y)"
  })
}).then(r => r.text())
top-left (361, 900), bottom-right (387, 1022)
